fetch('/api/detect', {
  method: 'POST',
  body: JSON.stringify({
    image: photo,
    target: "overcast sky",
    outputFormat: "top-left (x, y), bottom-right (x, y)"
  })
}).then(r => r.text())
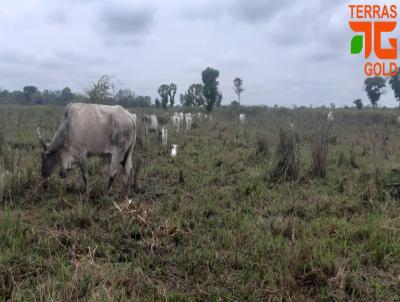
top-left (0, 0), bottom-right (398, 107)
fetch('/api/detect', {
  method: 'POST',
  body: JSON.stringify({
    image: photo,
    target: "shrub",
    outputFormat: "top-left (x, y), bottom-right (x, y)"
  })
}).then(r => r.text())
top-left (268, 127), bottom-right (299, 182)
top-left (310, 118), bottom-right (331, 178)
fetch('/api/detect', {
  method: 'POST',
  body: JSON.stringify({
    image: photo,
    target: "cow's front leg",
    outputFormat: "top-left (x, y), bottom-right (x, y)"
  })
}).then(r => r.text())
top-left (79, 160), bottom-right (89, 193)
top-left (107, 154), bottom-right (120, 194)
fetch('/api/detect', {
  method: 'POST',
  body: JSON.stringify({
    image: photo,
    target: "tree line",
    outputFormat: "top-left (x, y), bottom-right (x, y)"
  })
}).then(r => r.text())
top-left (0, 75), bottom-right (152, 108)
top-left (360, 68), bottom-right (400, 109)
top-left (0, 67), bottom-right (246, 111)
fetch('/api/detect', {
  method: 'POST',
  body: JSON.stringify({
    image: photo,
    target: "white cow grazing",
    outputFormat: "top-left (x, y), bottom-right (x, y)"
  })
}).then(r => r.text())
top-left (179, 112), bottom-right (184, 126)
top-left (185, 113), bottom-right (193, 131)
top-left (197, 113), bottom-right (203, 120)
top-left (144, 115), bottom-right (160, 138)
top-left (161, 127), bottom-right (168, 146)
top-left (36, 103), bottom-right (137, 194)
top-left (171, 145), bottom-right (178, 157)
top-left (239, 113), bottom-right (246, 125)
top-left (289, 123), bottom-right (294, 130)
top-left (172, 113), bottom-right (180, 131)
top-left (327, 111), bottom-right (334, 122)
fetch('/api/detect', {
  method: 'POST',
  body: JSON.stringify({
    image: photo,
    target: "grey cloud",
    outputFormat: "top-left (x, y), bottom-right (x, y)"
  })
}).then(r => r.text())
top-left (230, 0), bottom-right (292, 23)
top-left (0, 49), bottom-right (110, 70)
top-left (0, 51), bottom-right (35, 66)
top-left (181, 0), bottom-right (291, 23)
top-left (46, 9), bottom-right (68, 25)
top-left (98, 4), bottom-right (154, 36)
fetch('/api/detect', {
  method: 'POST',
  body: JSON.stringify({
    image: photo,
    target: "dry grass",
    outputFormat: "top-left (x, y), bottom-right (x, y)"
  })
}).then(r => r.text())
top-left (1, 106), bottom-right (400, 301)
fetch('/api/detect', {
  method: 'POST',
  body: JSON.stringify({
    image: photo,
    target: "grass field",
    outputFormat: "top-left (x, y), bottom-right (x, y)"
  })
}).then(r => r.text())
top-left (1, 105), bottom-right (400, 301)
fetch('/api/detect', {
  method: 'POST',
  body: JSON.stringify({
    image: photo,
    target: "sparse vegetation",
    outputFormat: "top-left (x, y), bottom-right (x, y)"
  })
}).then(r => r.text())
top-left (268, 126), bottom-right (300, 182)
top-left (1, 106), bottom-right (400, 301)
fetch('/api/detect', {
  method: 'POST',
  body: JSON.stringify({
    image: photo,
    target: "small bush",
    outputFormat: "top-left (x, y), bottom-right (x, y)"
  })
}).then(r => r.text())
top-left (268, 127), bottom-right (299, 182)
top-left (310, 118), bottom-right (331, 178)
top-left (384, 169), bottom-right (400, 200)
top-left (255, 133), bottom-right (269, 156)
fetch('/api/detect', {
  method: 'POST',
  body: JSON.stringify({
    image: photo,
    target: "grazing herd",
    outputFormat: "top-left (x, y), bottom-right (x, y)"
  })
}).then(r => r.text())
top-left (35, 103), bottom-right (336, 195)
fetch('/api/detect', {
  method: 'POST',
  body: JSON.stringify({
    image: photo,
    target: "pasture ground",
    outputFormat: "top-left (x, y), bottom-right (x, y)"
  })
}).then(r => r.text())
top-left (1, 105), bottom-right (400, 301)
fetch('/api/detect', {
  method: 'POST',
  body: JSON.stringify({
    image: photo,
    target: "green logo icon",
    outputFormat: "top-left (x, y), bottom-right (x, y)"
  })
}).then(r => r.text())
top-left (351, 35), bottom-right (363, 54)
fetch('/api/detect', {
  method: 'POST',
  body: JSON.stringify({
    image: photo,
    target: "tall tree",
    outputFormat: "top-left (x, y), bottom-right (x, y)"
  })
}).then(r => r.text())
top-left (182, 84), bottom-right (204, 107)
top-left (364, 76), bottom-right (385, 107)
top-left (158, 84), bottom-right (170, 110)
top-left (233, 77), bottom-right (244, 105)
top-left (168, 83), bottom-right (177, 107)
top-left (389, 68), bottom-right (400, 108)
top-left (61, 87), bottom-right (74, 104)
top-left (216, 93), bottom-right (222, 107)
top-left (155, 98), bottom-right (161, 108)
top-left (353, 99), bottom-right (363, 110)
top-left (202, 67), bottom-right (220, 112)
top-left (23, 86), bottom-right (38, 105)
top-left (85, 75), bottom-right (114, 104)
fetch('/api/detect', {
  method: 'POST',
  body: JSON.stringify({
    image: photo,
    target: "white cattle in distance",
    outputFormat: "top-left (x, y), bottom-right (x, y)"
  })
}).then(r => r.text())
top-left (144, 114), bottom-right (160, 139)
top-left (172, 113), bottom-right (180, 131)
top-left (161, 127), bottom-right (168, 146)
top-left (327, 111), bottom-right (334, 122)
top-left (185, 113), bottom-right (193, 131)
top-left (179, 112), bottom-right (184, 126)
top-left (171, 144), bottom-right (178, 157)
top-left (239, 113), bottom-right (246, 125)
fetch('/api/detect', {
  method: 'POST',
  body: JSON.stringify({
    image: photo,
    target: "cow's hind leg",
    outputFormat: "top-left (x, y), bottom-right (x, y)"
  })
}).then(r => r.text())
top-left (79, 160), bottom-right (89, 193)
top-left (124, 157), bottom-right (133, 196)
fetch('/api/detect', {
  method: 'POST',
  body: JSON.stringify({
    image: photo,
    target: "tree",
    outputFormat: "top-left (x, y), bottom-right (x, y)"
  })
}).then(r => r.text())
top-left (389, 68), bottom-right (400, 108)
top-left (233, 77), bottom-right (244, 105)
top-left (158, 84), bottom-right (170, 110)
top-left (364, 76), bottom-right (386, 107)
top-left (86, 75), bottom-right (114, 104)
top-left (202, 67), bottom-right (220, 112)
top-left (353, 99), bottom-right (363, 110)
top-left (155, 98), bottom-right (161, 108)
top-left (168, 83), bottom-right (177, 107)
top-left (115, 89), bottom-right (135, 107)
top-left (216, 93), bottom-right (222, 107)
top-left (23, 86), bottom-right (38, 105)
top-left (182, 83), bottom-right (204, 107)
top-left (61, 87), bottom-right (74, 104)
top-left (31, 91), bottom-right (44, 104)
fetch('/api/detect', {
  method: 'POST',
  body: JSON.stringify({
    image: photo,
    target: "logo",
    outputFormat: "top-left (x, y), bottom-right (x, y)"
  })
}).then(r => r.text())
top-left (349, 4), bottom-right (398, 76)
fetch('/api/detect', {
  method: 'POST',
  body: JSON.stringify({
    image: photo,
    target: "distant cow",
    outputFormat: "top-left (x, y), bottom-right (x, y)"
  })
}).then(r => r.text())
top-left (144, 115), bottom-right (161, 139)
top-left (239, 113), bottom-right (246, 125)
top-left (171, 144), bottom-right (178, 157)
top-left (179, 112), bottom-right (184, 126)
top-left (327, 111), bottom-right (334, 122)
top-left (161, 127), bottom-right (168, 146)
top-left (185, 113), bottom-right (193, 131)
top-left (37, 103), bottom-right (137, 195)
top-left (172, 113), bottom-right (180, 131)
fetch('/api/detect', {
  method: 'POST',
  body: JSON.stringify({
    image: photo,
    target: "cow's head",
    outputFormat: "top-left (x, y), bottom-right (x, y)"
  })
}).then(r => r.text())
top-left (37, 127), bottom-right (61, 178)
